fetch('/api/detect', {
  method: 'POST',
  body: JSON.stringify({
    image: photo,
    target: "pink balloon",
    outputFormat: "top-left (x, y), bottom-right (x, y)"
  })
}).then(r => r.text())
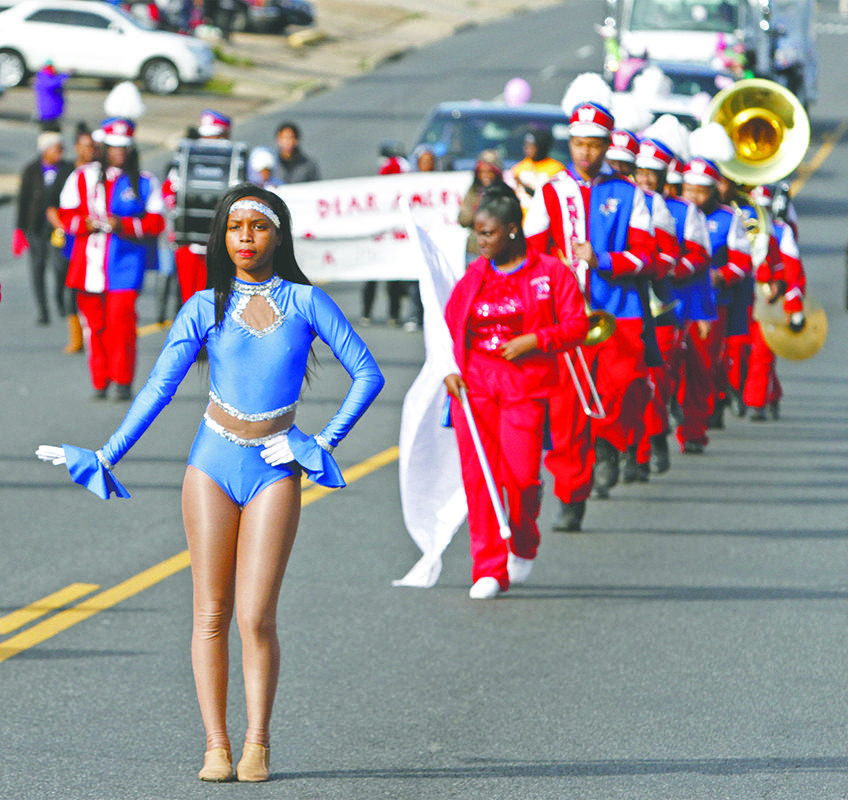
top-left (504, 77), bottom-right (531, 107)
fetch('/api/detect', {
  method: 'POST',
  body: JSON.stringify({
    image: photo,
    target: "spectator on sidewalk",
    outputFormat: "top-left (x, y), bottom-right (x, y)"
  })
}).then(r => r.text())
top-left (13, 130), bottom-right (75, 327)
top-left (33, 62), bottom-right (69, 130)
top-left (275, 121), bottom-right (320, 184)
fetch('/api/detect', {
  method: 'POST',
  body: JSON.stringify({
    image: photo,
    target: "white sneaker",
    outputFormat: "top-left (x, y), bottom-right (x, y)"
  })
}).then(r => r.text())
top-left (468, 576), bottom-right (501, 599)
top-left (507, 553), bottom-right (534, 585)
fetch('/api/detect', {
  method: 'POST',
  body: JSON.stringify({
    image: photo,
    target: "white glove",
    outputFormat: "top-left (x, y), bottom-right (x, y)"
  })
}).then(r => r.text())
top-left (36, 444), bottom-right (66, 466)
top-left (260, 432), bottom-right (295, 466)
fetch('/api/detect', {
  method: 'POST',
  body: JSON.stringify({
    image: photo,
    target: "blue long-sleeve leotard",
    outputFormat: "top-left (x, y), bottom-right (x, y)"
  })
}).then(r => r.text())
top-left (66, 275), bottom-right (384, 497)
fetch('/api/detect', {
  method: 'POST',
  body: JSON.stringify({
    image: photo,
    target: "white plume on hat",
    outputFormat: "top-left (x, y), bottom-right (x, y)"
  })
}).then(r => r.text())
top-left (643, 114), bottom-right (691, 160)
top-left (103, 81), bottom-right (146, 121)
top-left (631, 65), bottom-right (672, 104)
top-left (561, 72), bottom-right (613, 115)
top-left (688, 121), bottom-right (735, 162)
top-left (610, 92), bottom-right (654, 134)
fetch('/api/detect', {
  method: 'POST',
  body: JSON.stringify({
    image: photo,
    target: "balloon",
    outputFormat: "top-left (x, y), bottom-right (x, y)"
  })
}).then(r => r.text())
top-left (503, 77), bottom-right (531, 107)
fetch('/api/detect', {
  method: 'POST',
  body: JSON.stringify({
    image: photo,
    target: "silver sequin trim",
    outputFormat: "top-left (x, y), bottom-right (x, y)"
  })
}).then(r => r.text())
top-left (230, 285), bottom-right (285, 338)
top-left (209, 391), bottom-right (296, 422)
top-left (95, 449), bottom-right (114, 471)
top-left (231, 275), bottom-right (283, 295)
top-left (229, 199), bottom-right (281, 228)
top-left (314, 433), bottom-right (335, 454)
top-left (203, 414), bottom-right (292, 447)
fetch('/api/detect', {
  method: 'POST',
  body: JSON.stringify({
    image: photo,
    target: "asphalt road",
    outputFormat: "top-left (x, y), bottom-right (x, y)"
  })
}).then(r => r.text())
top-left (1, 2), bottom-right (848, 799)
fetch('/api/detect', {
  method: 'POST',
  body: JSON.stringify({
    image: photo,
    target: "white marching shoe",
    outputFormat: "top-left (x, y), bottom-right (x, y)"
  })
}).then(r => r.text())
top-left (507, 553), bottom-right (534, 585)
top-left (468, 576), bottom-right (501, 599)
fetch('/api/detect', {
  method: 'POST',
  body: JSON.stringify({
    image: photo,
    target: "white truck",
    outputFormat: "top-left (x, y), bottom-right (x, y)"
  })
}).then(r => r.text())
top-left (598, 0), bottom-right (817, 108)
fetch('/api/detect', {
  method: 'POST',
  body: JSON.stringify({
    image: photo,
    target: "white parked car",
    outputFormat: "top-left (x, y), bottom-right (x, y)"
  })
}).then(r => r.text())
top-left (0, 0), bottom-right (215, 95)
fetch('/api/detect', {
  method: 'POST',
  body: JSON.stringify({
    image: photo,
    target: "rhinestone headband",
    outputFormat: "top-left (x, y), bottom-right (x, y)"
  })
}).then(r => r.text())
top-left (229, 199), bottom-right (281, 228)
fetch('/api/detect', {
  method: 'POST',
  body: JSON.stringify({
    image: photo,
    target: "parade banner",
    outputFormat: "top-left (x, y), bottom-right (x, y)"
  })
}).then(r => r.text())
top-left (273, 171), bottom-right (472, 282)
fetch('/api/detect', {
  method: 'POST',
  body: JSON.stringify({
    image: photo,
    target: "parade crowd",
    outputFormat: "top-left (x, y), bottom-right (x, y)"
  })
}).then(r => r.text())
top-left (12, 60), bottom-right (815, 780)
top-left (15, 72), bottom-right (809, 606)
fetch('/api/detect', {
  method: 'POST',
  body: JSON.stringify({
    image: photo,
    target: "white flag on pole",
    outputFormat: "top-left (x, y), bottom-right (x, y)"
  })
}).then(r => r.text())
top-left (393, 207), bottom-right (467, 588)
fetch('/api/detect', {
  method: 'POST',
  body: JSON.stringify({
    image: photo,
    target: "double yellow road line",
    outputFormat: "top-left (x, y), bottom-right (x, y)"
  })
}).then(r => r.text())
top-left (0, 446), bottom-right (399, 664)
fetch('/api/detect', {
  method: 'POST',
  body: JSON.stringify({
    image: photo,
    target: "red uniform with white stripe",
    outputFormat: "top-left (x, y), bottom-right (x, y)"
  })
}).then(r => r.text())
top-left (524, 166), bottom-right (656, 501)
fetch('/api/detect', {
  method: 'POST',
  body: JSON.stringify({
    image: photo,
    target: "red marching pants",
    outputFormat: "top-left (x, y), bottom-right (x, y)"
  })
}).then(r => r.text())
top-left (175, 246), bottom-right (207, 304)
top-left (637, 324), bottom-right (682, 464)
top-left (76, 289), bottom-right (138, 390)
top-left (589, 318), bottom-right (651, 452)
top-left (545, 369), bottom-right (594, 504)
top-left (675, 318), bottom-right (717, 448)
top-left (545, 317), bottom-right (649, 499)
top-left (742, 319), bottom-right (781, 408)
top-left (452, 352), bottom-right (546, 590)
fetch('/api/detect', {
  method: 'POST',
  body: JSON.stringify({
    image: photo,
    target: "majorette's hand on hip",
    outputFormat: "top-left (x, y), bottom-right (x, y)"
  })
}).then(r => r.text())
top-left (260, 432), bottom-right (295, 467)
top-left (36, 445), bottom-right (66, 466)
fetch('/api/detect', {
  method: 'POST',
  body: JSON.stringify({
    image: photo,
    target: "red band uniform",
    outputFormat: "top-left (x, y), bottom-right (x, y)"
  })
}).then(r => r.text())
top-left (523, 102), bottom-right (657, 504)
top-left (59, 118), bottom-right (164, 395)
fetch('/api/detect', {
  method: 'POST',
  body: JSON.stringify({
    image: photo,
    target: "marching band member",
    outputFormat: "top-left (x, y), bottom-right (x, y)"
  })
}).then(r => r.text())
top-left (524, 95), bottom-right (655, 529)
top-left (605, 128), bottom-right (640, 179)
top-left (679, 156), bottom-right (752, 453)
top-left (164, 109), bottom-right (233, 304)
top-left (59, 118), bottom-right (164, 401)
top-left (713, 173), bottom-right (759, 424)
top-left (630, 137), bottom-right (694, 480)
top-left (743, 184), bottom-right (807, 420)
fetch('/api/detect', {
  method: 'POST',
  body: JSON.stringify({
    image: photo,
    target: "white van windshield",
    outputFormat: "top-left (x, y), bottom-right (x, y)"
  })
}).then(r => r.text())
top-left (629, 0), bottom-right (738, 33)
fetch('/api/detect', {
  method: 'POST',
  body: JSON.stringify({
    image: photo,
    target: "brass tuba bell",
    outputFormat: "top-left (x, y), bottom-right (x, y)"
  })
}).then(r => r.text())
top-left (704, 78), bottom-right (810, 186)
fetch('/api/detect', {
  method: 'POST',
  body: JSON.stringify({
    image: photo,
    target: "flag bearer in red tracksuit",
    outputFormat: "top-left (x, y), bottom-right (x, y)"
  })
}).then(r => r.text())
top-left (443, 185), bottom-right (589, 599)
top-left (743, 184), bottom-right (807, 420)
top-left (679, 157), bottom-right (752, 452)
top-left (632, 137), bottom-right (712, 479)
top-left (523, 102), bottom-right (656, 531)
top-left (59, 118), bottom-right (164, 401)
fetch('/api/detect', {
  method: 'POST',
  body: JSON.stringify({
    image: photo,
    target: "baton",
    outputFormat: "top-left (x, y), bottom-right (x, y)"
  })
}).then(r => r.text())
top-left (459, 387), bottom-right (511, 540)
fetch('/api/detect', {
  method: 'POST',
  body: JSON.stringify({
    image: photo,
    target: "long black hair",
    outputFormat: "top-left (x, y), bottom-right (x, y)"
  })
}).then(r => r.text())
top-left (206, 183), bottom-right (313, 328)
top-left (99, 144), bottom-right (142, 196)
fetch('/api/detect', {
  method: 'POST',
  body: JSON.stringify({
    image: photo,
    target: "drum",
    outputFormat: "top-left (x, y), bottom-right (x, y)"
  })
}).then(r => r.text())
top-left (173, 138), bottom-right (248, 247)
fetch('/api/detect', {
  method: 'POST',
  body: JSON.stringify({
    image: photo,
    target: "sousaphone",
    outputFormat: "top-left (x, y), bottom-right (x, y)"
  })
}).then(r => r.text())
top-left (705, 78), bottom-right (826, 360)
top-left (704, 78), bottom-right (810, 186)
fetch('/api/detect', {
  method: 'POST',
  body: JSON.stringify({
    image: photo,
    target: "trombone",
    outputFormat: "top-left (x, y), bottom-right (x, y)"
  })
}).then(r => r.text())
top-left (555, 252), bottom-right (616, 418)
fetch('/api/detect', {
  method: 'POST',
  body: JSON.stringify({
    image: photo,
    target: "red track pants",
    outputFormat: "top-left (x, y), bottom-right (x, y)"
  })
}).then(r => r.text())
top-left (76, 289), bottom-right (138, 390)
top-left (452, 352), bottom-right (546, 589)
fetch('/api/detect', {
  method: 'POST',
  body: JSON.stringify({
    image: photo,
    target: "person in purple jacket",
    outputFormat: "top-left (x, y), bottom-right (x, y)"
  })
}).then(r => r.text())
top-left (33, 62), bottom-right (68, 128)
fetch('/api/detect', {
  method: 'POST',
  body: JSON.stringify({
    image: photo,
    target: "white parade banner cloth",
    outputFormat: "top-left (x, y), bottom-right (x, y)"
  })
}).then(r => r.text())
top-left (393, 213), bottom-right (468, 588)
top-left (273, 171), bottom-right (473, 282)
